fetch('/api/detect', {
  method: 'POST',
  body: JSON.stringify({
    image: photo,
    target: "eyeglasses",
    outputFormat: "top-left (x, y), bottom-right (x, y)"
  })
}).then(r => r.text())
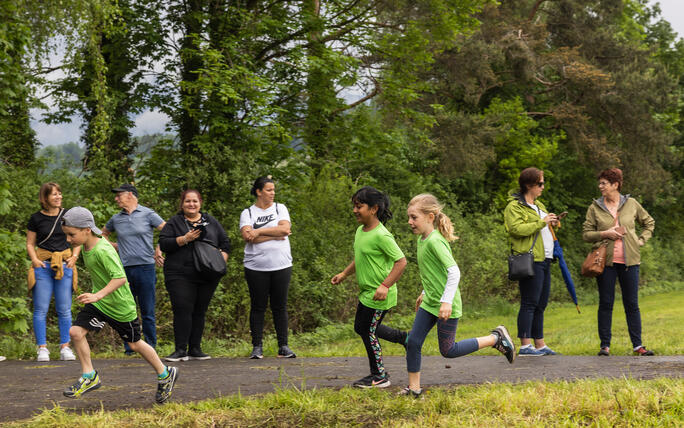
top-left (537, 182), bottom-right (545, 187)
top-left (598, 181), bottom-right (611, 187)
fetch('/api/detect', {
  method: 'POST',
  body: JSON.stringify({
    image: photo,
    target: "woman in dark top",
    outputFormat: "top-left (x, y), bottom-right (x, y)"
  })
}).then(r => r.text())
top-left (159, 189), bottom-right (230, 362)
top-left (26, 182), bottom-right (80, 362)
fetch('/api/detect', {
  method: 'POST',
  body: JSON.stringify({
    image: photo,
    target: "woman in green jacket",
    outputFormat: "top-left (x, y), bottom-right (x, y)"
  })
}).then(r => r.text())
top-left (504, 168), bottom-right (559, 356)
top-left (582, 168), bottom-right (655, 356)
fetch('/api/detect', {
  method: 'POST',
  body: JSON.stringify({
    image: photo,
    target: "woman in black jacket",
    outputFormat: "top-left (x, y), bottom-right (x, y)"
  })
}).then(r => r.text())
top-left (159, 189), bottom-right (230, 361)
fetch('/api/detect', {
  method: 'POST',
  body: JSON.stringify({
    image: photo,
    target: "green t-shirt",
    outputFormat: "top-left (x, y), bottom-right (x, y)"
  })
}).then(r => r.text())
top-left (417, 230), bottom-right (462, 318)
top-left (82, 238), bottom-right (137, 322)
top-left (354, 223), bottom-right (405, 310)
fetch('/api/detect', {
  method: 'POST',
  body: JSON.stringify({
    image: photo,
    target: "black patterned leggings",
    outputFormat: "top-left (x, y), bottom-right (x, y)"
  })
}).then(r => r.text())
top-left (353, 301), bottom-right (407, 378)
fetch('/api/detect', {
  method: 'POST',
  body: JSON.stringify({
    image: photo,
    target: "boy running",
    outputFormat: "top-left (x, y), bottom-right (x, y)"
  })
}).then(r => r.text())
top-left (61, 207), bottom-right (178, 404)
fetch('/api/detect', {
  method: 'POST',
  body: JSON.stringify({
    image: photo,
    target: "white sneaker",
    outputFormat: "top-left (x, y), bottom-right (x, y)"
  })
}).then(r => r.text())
top-left (37, 347), bottom-right (50, 362)
top-left (60, 346), bottom-right (76, 361)
top-left (0, 356), bottom-right (6, 362)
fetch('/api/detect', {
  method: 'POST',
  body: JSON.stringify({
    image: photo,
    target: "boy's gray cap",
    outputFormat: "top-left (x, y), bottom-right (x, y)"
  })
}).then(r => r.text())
top-left (61, 206), bottom-right (103, 235)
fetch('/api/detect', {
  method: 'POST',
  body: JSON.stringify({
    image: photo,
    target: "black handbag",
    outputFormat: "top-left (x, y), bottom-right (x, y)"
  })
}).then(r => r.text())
top-left (508, 231), bottom-right (540, 281)
top-left (193, 240), bottom-right (227, 276)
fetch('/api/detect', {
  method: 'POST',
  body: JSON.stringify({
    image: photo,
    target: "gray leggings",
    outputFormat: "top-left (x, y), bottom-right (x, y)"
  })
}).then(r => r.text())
top-left (406, 307), bottom-right (479, 373)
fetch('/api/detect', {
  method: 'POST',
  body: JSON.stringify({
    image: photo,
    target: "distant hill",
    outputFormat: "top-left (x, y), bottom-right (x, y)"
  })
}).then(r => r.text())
top-left (36, 134), bottom-right (175, 174)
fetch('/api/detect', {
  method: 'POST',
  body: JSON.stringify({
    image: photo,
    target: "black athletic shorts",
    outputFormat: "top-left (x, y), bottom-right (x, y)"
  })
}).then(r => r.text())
top-left (73, 304), bottom-right (142, 343)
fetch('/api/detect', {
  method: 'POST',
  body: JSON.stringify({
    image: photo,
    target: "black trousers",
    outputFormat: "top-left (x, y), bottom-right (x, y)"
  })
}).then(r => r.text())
top-left (245, 267), bottom-right (292, 347)
top-left (597, 264), bottom-right (642, 348)
top-left (165, 272), bottom-right (220, 351)
top-left (353, 301), bottom-right (406, 377)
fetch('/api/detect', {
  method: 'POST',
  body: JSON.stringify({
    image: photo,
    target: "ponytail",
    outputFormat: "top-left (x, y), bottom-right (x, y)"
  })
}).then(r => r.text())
top-left (408, 193), bottom-right (458, 242)
top-left (436, 211), bottom-right (457, 242)
top-left (352, 186), bottom-right (393, 224)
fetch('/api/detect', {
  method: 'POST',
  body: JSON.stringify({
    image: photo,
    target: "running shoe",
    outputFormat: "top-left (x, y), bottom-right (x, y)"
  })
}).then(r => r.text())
top-left (165, 349), bottom-right (189, 362)
top-left (518, 346), bottom-right (544, 356)
top-left (597, 347), bottom-right (610, 356)
top-left (156, 366), bottom-right (179, 404)
top-left (0, 356), bottom-right (5, 362)
top-left (60, 346), bottom-right (76, 361)
top-left (188, 348), bottom-right (211, 360)
top-left (249, 345), bottom-right (264, 359)
top-left (277, 345), bottom-right (296, 358)
top-left (536, 346), bottom-right (560, 355)
top-left (491, 325), bottom-right (516, 363)
top-left (63, 371), bottom-right (101, 398)
top-left (37, 347), bottom-right (50, 362)
top-left (353, 374), bottom-right (391, 389)
top-left (397, 386), bottom-right (423, 399)
top-left (633, 346), bottom-right (654, 356)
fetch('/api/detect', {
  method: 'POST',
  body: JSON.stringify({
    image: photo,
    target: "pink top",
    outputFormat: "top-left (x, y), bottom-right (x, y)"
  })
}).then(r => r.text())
top-left (608, 207), bottom-right (625, 264)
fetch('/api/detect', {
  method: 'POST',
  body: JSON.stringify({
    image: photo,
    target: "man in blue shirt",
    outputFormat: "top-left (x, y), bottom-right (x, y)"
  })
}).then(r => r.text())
top-left (103, 184), bottom-right (165, 354)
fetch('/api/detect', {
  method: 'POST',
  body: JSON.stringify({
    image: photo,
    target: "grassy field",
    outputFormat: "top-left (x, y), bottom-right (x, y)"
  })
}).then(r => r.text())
top-left (197, 288), bottom-right (684, 359)
top-left (3, 284), bottom-right (682, 360)
top-left (8, 378), bottom-right (683, 427)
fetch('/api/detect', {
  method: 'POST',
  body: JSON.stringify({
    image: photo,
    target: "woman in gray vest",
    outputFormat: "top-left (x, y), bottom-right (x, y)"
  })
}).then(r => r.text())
top-left (240, 177), bottom-right (295, 359)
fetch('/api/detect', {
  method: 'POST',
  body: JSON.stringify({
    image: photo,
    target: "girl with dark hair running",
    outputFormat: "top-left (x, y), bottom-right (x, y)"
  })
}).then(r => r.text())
top-left (331, 186), bottom-right (408, 388)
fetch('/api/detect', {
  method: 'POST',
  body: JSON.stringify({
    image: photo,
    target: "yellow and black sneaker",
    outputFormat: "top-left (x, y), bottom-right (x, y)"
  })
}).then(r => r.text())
top-left (156, 366), bottom-right (179, 404)
top-left (63, 371), bottom-right (101, 398)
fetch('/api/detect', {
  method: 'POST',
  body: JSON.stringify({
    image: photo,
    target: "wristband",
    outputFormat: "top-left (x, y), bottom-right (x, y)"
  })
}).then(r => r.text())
top-left (381, 282), bottom-right (390, 289)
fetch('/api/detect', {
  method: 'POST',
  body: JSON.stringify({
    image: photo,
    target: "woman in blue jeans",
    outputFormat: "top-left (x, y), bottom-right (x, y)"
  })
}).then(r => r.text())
top-left (26, 183), bottom-right (79, 361)
top-left (582, 168), bottom-right (655, 356)
top-left (504, 168), bottom-right (560, 356)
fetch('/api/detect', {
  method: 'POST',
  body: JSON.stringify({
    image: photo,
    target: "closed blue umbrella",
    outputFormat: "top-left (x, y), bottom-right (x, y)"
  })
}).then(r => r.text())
top-left (550, 225), bottom-right (580, 313)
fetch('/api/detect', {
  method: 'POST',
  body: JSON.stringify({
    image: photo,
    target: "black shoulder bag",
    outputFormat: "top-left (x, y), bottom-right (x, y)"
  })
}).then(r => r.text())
top-left (193, 240), bottom-right (227, 276)
top-left (186, 218), bottom-right (227, 276)
top-left (507, 231), bottom-right (540, 281)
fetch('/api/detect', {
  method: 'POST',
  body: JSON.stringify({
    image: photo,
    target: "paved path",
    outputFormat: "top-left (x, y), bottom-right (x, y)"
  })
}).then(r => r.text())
top-left (1, 355), bottom-right (682, 422)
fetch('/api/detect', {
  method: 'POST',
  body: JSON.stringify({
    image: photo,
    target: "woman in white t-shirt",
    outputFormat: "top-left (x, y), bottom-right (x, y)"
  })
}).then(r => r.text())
top-left (240, 176), bottom-right (295, 359)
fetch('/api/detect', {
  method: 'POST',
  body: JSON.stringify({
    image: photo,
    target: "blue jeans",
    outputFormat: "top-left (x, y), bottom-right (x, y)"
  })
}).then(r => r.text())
top-left (406, 308), bottom-right (479, 373)
top-left (597, 264), bottom-right (642, 348)
top-left (123, 264), bottom-right (157, 352)
top-left (517, 259), bottom-right (551, 340)
top-left (33, 263), bottom-right (73, 345)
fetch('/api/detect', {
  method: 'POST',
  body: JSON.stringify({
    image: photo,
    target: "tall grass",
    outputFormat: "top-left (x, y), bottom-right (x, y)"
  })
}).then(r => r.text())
top-left (10, 378), bottom-right (683, 427)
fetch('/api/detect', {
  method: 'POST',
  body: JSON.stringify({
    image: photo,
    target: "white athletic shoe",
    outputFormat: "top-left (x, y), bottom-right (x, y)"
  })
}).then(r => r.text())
top-left (37, 347), bottom-right (50, 362)
top-left (60, 346), bottom-right (76, 361)
top-left (0, 356), bottom-right (6, 362)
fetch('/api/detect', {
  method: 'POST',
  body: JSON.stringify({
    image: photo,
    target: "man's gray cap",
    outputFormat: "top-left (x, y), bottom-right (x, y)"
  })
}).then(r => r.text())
top-left (61, 206), bottom-right (103, 235)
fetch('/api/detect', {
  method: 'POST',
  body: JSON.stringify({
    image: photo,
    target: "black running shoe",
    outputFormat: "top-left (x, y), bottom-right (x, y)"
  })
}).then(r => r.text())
top-left (63, 371), bottom-right (101, 398)
top-left (353, 374), bottom-right (390, 389)
top-left (277, 345), bottom-right (296, 358)
top-left (249, 345), bottom-right (263, 359)
top-left (156, 366), bottom-right (178, 404)
top-left (492, 325), bottom-right (516, 364)
top-left (165, 349), bottom-right (188, 362)
top-left (188, 348), bottom-right (211, 360)
top-left (598, 347), bottom-right (610, 356)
